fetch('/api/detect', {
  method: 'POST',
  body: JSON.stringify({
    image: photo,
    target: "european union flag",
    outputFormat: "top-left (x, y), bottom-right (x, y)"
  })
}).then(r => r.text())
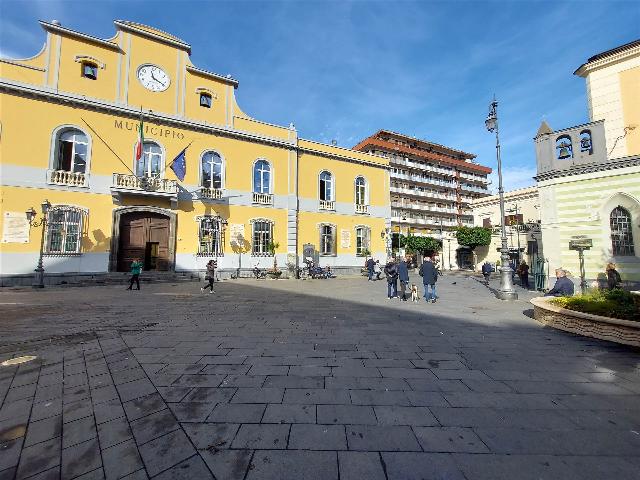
top-left (170, 148), bottom-right (187, 182)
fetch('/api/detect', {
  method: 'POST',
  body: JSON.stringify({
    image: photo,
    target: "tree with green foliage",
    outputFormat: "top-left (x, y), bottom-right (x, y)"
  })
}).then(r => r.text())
top-left (454, 226), bottom-right (492, 251)
top-left (399, 234), bottom-right (442, 256)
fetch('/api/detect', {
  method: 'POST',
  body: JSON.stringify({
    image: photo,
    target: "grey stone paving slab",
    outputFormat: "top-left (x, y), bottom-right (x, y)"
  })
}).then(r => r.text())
top-left (138, 429), bottom-right (196, 477)
top-left (316, 405), bottom-right (377, 425)
top-left (61, 437), bottom-right (102, 479)
top-left (349, 389), bottom-right (412, 406)
top-left (167, 402), bottom-right (217, 422)
top-left (325, 377), bottom-right (409, 390)
top-left (231, 423), bottom-right (290, 449)
top-left (338, 451), bottom-right (386, 480)
top-left (115, 379), bottom-right (156, 403)
top-left (182, 387), bottom-right (236, 403)
top-left (246, 450), bottom-right (338, 480)
top-left (0, 437), bottom-right (23, 472)
top-left (182, 422), bottom-right (239, 449)
top-left (382, 452), bottom-right (466, 480)
top-left (263, 376), bottom-right (324, 389)
top-left (413, 426), bottom-right (489, 453)
top-left (207, 403), bottom-right (266, 423)
top-left (231, 387), bottom-right (284, 404)
top-left (199, 449), bottom-right (252, 480)
top-left (346, 425), bottom-right (422, 451)
top-left (262, 404), bottom-right (316, 424)
top-left (156, 387), bottom-right (193, 403)
top-left (23, 415), bottom-right (61, 447)
top-left (283, 389), bottom-right (350, 405)
top-left (374, 406), bottom-right (439, 426)
top-left (16, 436), bottom-right (60, 479)
top-left (153, 454), bottom-right (214, 479)
top-left (101, 438), bottom-right (145, 480)
top-left (289, 424), bottom-right (347, 450)
top-left (97, 415), bottom-right (133, 449)
top-left (130, 408), bottom-right (180, 445)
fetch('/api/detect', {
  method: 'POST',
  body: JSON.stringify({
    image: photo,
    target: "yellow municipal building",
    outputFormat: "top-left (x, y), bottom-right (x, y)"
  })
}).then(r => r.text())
top-left (0, 20), bottom-right (390, 285)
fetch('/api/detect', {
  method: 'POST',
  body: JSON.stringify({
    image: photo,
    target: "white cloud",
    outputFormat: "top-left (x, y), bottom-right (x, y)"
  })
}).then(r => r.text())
top-left (488, 165), bottom-right (537, 194)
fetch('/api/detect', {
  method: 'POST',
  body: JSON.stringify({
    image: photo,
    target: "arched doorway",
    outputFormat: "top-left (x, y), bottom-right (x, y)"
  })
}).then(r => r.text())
top-left (109, 207), bottom-right (177, 272)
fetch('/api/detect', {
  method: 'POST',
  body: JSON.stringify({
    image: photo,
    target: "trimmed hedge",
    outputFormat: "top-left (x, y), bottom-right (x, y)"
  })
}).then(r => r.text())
top-left (551, 289), bottom-right (639, 322)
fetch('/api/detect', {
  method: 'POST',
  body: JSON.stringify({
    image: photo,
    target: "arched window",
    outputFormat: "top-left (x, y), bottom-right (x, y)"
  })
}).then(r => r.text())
top-left (556, 135), bottom-right (573, 159)
top-left (319, 171), bottom-right (334, 201)
top-left (610, 206), bottom-right (635, 256)
top-left (45, 206), bottom-right (85, 255)
top-left (355, 176), bottom-right (367, 205)
top-left (579, 130), bottom-right (593, 154)
top-left (136, 142), bottom-right (163, 177)
top-left (55, 129), bottom-right (88, 173)
top-left (253, 160), bottom-right (271, 194)
top-left (201, 151), bottom-right (223, 189)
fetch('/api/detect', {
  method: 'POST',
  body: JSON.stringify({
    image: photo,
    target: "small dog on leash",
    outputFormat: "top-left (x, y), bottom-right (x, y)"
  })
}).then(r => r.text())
top-left (410, 284), bottom-right (419, 302)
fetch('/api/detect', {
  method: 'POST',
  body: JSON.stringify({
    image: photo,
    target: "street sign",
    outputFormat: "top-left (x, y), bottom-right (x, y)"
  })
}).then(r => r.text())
top-left (569, 236), bottom-right (592, 250)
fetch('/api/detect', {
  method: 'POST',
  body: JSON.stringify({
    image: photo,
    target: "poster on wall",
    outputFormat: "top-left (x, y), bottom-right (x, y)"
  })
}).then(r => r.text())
top-left (2, 212), bottom-right (30, 243)
top-left (229, 223), bottom-right (246, 249)
top-left (340, 229), bottom-right (351, 249)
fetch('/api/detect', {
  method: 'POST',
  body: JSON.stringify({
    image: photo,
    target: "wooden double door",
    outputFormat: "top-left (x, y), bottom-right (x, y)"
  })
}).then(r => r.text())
top-left (117, 212), bottom-right (171, 272)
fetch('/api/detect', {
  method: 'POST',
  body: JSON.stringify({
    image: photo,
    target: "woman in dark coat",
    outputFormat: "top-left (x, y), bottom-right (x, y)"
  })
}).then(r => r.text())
top-left (201, 260), bottom-right (216, 294)
top-left (606, 263), bottom-right (621, 290)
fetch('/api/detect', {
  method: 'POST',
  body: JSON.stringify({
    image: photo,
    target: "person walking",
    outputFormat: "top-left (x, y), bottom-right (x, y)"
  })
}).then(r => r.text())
top-left (419, 256), bottom-right (438, 303)
top-left (201, 259), bottom-right (217, 294)
top-left (398, 256), bottom-right (410, 301)
top-left (374, 260), bottom-right (383, 281)
top-left (545, 268), bottom-right (574, 297)
top-left (606, 263), bottom-right (622, 290)
top-left (481, 261), bottom-right (492, 285)
top-left (127, 258), bottom-right (143, 290)
top-left (366, 257), bottom-right (375, 281)
top-left (383, 258), bottom-right (398, 299)
top-left (518, 261), bottom-right (530, 289)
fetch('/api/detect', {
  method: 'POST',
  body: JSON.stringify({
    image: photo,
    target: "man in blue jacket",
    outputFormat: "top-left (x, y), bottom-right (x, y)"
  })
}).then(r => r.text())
top-left (545, 268), bottom-right (575, 297)
top-left (398, 256), bottom-right (410, 301)
top-left (419, 256), bottom-right (438, 303)
top-left (366, 257), bottom-right (375, 281)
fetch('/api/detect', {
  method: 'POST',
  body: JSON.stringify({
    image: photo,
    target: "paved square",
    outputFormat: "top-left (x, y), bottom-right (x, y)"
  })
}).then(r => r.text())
top-left (1, 273), bottom-right (639, 479)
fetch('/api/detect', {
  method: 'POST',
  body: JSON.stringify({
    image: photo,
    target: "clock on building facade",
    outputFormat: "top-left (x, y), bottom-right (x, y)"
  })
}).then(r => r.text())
top-left (137, 64), bottom-right (170, 92)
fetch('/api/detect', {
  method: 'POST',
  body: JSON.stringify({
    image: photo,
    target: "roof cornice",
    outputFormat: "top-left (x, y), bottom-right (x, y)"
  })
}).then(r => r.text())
top-left (574, 41), bottom-right (640, 77)
top-left (39, 21), bottom-right (121, 52)
top-left (534, 156), bottom-right (640, 182)
top-left (186, 66), bottom-right (238, 88)
top-left (114, 20), bottom-right (191, 55)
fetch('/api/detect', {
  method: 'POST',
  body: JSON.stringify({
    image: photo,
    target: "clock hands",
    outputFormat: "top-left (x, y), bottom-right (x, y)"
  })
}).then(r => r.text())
top-left (150, 70), bottom-right (165, 87)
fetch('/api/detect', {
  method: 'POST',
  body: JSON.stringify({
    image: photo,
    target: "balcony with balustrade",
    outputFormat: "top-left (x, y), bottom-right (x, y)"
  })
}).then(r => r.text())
top-left (392, 215), bottom-right (458, 228)
top-left (200, 187), bottom-right (223, 201)
top-left (459, 183), bottom-right (489, 194)
top-left (355, 204), bottom-right (369, 214)
top-left (319, 200), bottom-right (336, 211)
top-left (389, 157), bottom-right (455, 177)
top-left (47, 169), bottom-right (88, 187)
top-left (390, 186), bottom-right (456, 202)
top-left (111, 173), bottom-right (179, 207)
top-left (252, 192), bottom-right (273, 205)
top-left (391, 202), bottom-right (456, 215)
top-left (391, 171), bottom-right (457, 189)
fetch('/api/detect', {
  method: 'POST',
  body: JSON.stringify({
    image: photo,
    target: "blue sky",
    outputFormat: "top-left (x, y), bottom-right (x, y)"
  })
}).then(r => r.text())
top-left (1, 0), bottom-right (639, 190)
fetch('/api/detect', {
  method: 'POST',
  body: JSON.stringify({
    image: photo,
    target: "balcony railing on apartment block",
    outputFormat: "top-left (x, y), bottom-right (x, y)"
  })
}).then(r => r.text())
top-left (48, 170), bottom-right (87, 187)
top-left (112, 174), bottom-right (178, 194)
top-left (390, 186), bottom-right (456, 201)
top-left (355, 204), bottom-right (369, 214)
top-left (319, 200), bottom-right (336, 211)
top-left (200, 187), bottom-right (223, 200)
top-left (252, 192), bottom-right (273, 205)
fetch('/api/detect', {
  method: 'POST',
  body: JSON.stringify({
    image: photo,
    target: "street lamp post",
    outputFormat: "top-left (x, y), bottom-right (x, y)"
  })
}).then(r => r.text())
top-left (485, 98), bottom-right (517, 300)
top-left (506, 204), bottom-right (522, 265)
top-left (26, 200), bottom-right (51, 289)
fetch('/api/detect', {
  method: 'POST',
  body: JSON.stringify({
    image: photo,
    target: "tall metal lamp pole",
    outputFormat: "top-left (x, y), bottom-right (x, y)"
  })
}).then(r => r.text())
top-left (485, 98), bottom-right (517, 300)
top-left (26, 199), bottom-right (51, 289)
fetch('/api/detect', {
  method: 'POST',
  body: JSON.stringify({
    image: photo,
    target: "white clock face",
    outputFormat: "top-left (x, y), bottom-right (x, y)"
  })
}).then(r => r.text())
top-left (137, 64), bottom-right (170, 92)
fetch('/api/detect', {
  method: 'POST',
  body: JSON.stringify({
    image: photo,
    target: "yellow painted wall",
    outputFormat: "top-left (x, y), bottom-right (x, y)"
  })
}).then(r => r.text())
top-left (620, 66), bottom-right (640, 156)
top-left (184, 68), bottom-right (230, 125)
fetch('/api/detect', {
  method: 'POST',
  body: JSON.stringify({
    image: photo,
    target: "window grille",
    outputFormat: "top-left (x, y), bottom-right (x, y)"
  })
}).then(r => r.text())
top-left (610, 206), bottom-right (635, 256)
top-left (320, 225), bottom-right (336, 256)
top-left (56, 129), bottom-right (88, 173)
top-left (252, 221), bottom-right (272, 255)
top-left (45, 206), bottom-right (84, 255)
top-left (198, 216), bottom-right (224, 256)
top-left (201, 151), bottom-right (223, 189)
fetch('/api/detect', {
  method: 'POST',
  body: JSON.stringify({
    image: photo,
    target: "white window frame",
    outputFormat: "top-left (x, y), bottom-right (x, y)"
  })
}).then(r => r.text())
top-left (44, 206), bottom-right (86, 255)
top-left (355, 176), bottom-right (368, 205)
top-left (136, 141), bottom-right (164, 178)
top-left (355, 225), bottom-right (371, 256)
top-left (319, 223), bottom-right (337, 256)
top-left (319, 170), bottom-right (334, 202)
top-left (200, 150), bottom-right (225, 189)
top-left (251, 219), bottom-right (274, 256)
top-left (253, 159), bottom-right (272, 194)
top-left (50, 125), bottom-right (91, 175)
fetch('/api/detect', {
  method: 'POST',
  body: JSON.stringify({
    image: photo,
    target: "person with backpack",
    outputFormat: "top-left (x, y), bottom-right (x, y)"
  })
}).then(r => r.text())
top-left (383, 258), bottom-right (399, 299)
top-left (419, 256), bottom-right (438, 303)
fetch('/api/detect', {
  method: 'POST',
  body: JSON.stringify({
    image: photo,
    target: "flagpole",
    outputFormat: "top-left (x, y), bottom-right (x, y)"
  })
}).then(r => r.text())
top-left (165, 140), bottom-right (193, 170)
top-left (80, 118), bottom-right (136, 176)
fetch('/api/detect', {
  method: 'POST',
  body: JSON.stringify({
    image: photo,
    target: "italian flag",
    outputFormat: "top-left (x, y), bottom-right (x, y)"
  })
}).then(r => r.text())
top-left (135, 120), bottom-right (144, 160)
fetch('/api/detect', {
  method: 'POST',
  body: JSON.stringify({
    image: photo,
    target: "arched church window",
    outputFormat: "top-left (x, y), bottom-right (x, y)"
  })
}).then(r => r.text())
top-left (556, 135), bottom-right (573, 159)
top-left (610, 206), bottom-right (635, 256)
top-left (579, 130), bottom-right (593, 154)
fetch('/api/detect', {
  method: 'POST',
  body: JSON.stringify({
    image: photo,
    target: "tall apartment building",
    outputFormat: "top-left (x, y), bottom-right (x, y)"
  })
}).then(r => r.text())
top-left (354, 131), bottom-right (491, 245)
